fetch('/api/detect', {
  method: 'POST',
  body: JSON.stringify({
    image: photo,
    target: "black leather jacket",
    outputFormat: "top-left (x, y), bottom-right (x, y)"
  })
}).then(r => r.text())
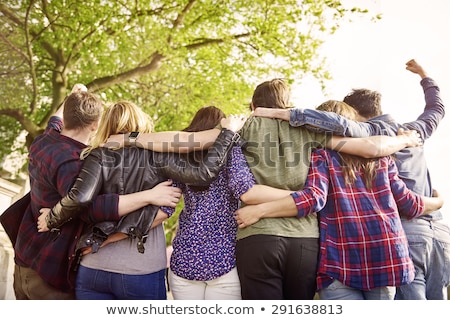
top-left (47, 128), bottom-right (241, 254)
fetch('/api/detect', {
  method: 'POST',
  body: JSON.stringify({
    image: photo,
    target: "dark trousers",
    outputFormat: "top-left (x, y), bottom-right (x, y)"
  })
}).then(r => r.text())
top-left (236, 234), bottom-right (319, 300)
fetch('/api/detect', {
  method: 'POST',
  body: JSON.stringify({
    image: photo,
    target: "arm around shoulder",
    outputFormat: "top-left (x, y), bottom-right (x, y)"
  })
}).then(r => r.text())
top-left (328, 129), bottom-right (422, 158)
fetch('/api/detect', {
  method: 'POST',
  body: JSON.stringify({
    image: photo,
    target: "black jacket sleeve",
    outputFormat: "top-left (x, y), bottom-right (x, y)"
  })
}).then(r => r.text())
top-left (46, 150), bottom-right (104, 229)
top-left (154, 128), bottom-right (242, 185)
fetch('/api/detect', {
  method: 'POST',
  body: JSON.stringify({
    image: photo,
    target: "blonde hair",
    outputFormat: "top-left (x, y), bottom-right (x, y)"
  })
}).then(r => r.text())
top-left (316, 100), bottom-right (359, 120)
top-left (317, 100), bottom-right (377, 189)
top-left (81, 100), bottom-right (154, 159)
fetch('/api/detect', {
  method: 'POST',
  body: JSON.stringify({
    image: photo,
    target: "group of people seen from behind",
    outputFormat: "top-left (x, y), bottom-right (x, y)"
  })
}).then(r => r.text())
top-left (2, 59), bottom-right (449, 301)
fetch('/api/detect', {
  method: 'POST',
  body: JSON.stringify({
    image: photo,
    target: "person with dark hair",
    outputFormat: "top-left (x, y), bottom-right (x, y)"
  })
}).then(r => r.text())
top-left (168, 106), bottom-right (256, 300)
top-left (37, 101), bottom-right (246, 300)
top-left (12, 85), bottom-right (181, 300)
top-left (106, 79), bottom-right (424, 300)
top-left (235, 78), bottom-right (425, 300)
top-left (235, 100), bottom-right (442, 300)
top-left (343, 61), bottom-right (450, 300)
top-left (343, 88), bottom-right (383, 119)
top-left (252, 59), bottom-right (450, 300)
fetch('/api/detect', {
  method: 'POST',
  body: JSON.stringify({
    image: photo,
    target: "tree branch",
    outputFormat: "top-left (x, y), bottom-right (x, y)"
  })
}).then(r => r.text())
top-left (184, 32), bottom-right (251, 50)
top-left (0, 3), bottom-right (24, 27)
top-left (0, 33), bottom-right (30, 62)
top-left (86, 52), bottom-right (165, 92)
top-left (0, 109), bottom-right (42, 137)
top-left (86, 30), bottom-right (250, 93)
top-left (168, 0), bottom-right (197, 44)
top-left (25, 0), bottom-right (38, 114)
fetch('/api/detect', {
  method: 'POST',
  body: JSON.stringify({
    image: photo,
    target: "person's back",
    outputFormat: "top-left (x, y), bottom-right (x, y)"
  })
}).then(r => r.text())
top-left (238, 116), bottom-right (325, 239)
top-left (343, 59), bottom-right (450, 299)
top-left (169, 106), bottom-right (255, 300)
top-left (44, 101), bottom-right (246, 299)
top-left (74, 146), bottom-right (170, 276)
top-left (303, 147), bottom-right (420, 299)
top-left (236, 79), bottom-right (329, 300)
top-left (308, 100), bottom-right (420, 299)
top-left (14, 89), bottom-right (109, 299)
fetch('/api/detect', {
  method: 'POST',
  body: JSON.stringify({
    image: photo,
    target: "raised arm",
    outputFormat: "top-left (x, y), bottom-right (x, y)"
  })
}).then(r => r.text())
top-left (403, 59), bottom-right (445, 140)
top-left (405, 59), bottom-right (428, 79)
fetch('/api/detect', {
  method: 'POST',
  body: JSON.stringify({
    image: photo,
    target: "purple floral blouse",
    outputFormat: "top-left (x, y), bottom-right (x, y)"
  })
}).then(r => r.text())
top-left (170, 146), bottom-right (256, 281)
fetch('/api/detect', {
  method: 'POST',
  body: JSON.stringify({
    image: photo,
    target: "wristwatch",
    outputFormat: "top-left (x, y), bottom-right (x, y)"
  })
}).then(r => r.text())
top-left (128, 131), bottom-right (140, 147)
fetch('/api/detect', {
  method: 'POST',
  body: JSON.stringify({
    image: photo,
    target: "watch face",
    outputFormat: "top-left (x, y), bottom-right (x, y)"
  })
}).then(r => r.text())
top-left (129, 131), bottom-right (140, 138)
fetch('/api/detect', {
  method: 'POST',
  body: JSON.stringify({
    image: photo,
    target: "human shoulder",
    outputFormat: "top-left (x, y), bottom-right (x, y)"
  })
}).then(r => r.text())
top-left (366, 115), bottom-right (399, 136)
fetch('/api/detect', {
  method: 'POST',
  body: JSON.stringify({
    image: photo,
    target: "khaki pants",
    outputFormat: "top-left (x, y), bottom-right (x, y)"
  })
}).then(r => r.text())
top-left (13, 264), bottom-right (75, 300)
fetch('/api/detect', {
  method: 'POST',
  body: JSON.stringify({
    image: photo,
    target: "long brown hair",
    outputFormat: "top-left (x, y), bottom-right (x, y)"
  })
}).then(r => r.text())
top-left (184, 106), bottom-right (225, 132)
top-left (184, 106), bottom-right (226, 191)
top-left (317, 100), bottom-right (377, 188)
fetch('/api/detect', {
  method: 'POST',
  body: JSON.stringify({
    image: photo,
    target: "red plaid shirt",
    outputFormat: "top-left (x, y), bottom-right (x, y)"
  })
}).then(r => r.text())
top-left (14, 117), bottom-right (120, 292)
top-left (291, 149), bottom-right (423, 291)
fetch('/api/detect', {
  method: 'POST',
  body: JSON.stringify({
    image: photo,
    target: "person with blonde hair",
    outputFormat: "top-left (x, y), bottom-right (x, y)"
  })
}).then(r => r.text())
top-left (235, 79), bottom-right (426, 300)
top-left (111, 78), bottom-right (426, 300)
top-left (235, 100), bottom-right (443, 300)
top-left (251, 59), bottom-right (449, 300)
top-left (38, 100), bottom-right (246, 299)
top-left (12, 85), bottom-right (177, 300)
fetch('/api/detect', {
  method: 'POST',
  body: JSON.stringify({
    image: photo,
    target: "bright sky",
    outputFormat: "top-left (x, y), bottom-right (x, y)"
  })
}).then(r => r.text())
top-left (293, 0), bottom-right (450, 222)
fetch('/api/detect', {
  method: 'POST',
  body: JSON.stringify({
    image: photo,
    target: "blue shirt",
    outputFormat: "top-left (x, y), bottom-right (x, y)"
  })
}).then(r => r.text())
top-left (170, 146), bottom-right (256, 281)
top-left (289, 77), bottom-right (444, 221)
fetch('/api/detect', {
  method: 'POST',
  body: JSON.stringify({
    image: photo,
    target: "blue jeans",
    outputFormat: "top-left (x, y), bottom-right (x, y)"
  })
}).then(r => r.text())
top-left (318, 280), bottom-right (395, 300)
top-left (75, 265), bottom-right (167, 300)
top-left (396, 218), bottom-right (450, 300)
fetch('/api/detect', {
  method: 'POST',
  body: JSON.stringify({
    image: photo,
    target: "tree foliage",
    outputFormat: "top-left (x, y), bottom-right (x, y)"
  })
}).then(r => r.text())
top-left (0, 0), bottom-right (374, 176)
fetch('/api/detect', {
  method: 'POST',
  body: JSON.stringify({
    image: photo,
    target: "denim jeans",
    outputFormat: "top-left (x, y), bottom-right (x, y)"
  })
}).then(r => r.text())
top-left (75, 265), bottom-right (167, 300)
top-left (396, 218), bottom-right (450, 300)
top-left (318, 279), bottom-right (395, 300)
